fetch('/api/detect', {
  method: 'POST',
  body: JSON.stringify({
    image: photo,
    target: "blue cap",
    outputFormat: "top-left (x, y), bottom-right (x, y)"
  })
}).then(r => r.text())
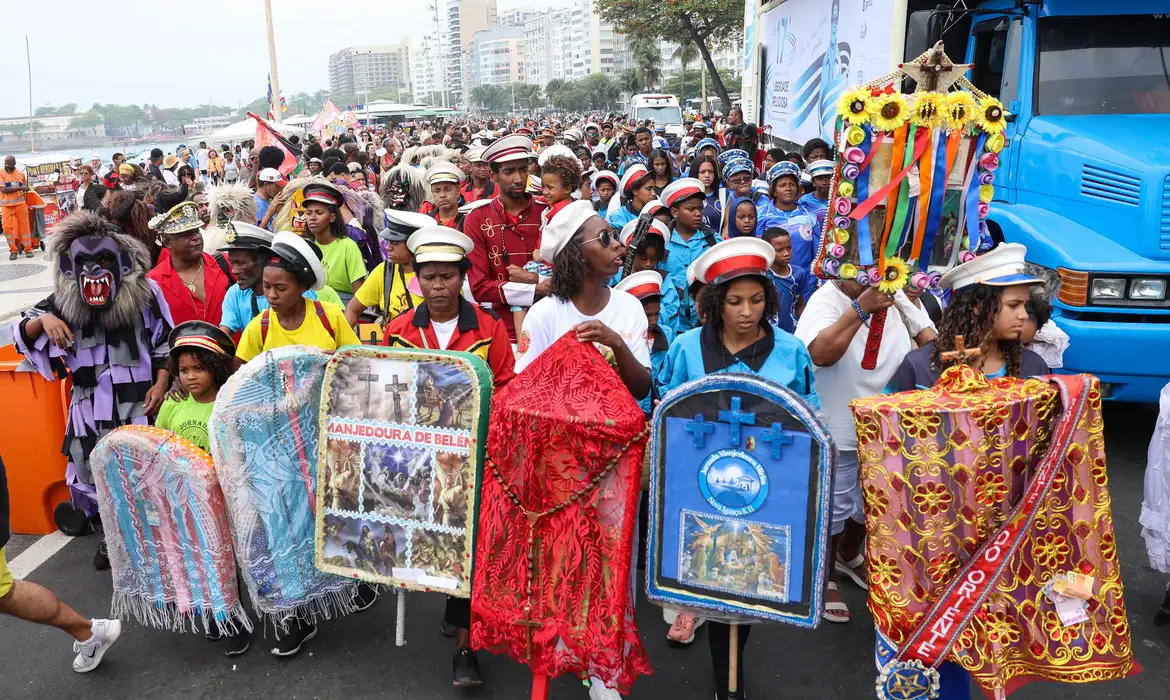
top-left (722, 158), bottom-right (755, 182)
top-left (766, 161), bottom-right (802, 184)
top-left (718, 148), bottom-right (750, 166)
top-left (695, 137), bottom-right (721, 153)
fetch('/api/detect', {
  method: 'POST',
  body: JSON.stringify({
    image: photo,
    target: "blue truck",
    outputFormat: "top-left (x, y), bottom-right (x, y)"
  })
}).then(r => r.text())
top-left (745, 0), bottom-right (1170, 401)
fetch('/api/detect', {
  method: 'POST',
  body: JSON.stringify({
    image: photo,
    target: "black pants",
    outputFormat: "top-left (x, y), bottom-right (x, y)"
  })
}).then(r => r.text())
top-left (708, 622), bottom-right (751, 699)
top-left (445, 595), bottom-right (471, 630)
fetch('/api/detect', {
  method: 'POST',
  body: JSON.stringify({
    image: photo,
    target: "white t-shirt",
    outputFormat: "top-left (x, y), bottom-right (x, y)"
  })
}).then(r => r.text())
top-left (432, 317), bottom-right (458, 350)
top-left (515, 290), bottom-right (651, 373)
top-left (794, 283), bottom-right (934, 451)
top-left (196, 148), bottom-right (210, 170)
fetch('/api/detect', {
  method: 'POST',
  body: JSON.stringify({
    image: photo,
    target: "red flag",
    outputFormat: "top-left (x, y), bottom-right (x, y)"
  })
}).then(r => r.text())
top-left (247, 112), bottom-right (300, 176)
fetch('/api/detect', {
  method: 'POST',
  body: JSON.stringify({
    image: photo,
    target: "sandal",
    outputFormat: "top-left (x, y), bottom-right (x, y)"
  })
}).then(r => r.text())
top-left (823, 581), bottom-right (850, 624)
top-left (835, 552), bottom-right (869, 591)
top-left (667, 613), bottom-right (701, 644)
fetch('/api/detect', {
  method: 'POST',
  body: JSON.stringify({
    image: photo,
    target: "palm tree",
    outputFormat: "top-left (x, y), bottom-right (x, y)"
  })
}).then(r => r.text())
top-left (617, 68), bottom-right (641, 98)
top-left (672, 41), bottom-right (701, 104)
top-left (514, 83), bottom-right (542, 112)
top-left (633, 41), bottom-right (663, 92)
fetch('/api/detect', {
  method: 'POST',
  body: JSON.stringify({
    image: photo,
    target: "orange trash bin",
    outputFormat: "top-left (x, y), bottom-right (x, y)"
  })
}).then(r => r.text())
top-left (0, 344), bottom-right (73, 535)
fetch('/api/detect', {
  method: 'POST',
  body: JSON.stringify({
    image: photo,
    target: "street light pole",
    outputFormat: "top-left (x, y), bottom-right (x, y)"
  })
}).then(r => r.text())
top-left (264, 0), bottom-right (284, 124)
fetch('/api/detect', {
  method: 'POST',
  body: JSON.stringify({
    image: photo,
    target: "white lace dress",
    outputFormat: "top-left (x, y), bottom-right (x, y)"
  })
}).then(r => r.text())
top-left (1141, 381), bottom-right (1170, 573)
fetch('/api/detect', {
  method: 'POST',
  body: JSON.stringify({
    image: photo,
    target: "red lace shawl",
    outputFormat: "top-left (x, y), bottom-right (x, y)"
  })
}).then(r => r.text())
top-left (471, 333), bottom-right (652, 691)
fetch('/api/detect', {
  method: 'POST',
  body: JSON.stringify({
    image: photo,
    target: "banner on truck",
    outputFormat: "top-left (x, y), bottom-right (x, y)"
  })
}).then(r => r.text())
top-left (759, 0), bottom-right (898, 144)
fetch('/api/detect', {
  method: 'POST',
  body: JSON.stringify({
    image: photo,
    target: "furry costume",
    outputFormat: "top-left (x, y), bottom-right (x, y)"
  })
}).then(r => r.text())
top-left (12, 211), bottom-right (174, 515)
top-left (380, 157), bottom-right (431, 213)
top-left (202, 182), bottom-right (260, 255)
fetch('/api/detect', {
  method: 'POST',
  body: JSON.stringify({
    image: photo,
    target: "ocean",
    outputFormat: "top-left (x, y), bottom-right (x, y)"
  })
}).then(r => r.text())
top-left (10, 141), bottom-right (196, 164)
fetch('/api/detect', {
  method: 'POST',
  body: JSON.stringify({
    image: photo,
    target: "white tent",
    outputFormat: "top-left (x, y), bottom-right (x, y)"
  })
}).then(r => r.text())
top-left (204, 117), bottom-right (302, 143)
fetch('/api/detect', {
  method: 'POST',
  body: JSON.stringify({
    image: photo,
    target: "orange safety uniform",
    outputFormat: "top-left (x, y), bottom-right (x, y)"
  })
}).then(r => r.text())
top-left (0, 168), bottom-right (31, 254)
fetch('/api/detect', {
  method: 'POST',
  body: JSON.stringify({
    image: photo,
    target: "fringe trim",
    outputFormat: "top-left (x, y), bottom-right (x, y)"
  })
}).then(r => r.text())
top-left (253, 587), bottom-right (360, 639)
top-left (112, 592), bottom-right (254, 637)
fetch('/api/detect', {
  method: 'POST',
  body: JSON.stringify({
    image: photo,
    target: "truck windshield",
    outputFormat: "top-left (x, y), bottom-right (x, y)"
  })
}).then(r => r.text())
top-left (636, 106), bottom-right (682, 125)
top-left (1037, 15), bottom-right (1170, 115)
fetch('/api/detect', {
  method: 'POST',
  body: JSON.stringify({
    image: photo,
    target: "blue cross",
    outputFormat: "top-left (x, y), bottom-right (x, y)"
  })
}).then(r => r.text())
top-left (718, 396), bottom-right (756, 447)
top-left (761, 423), bottom-right (795, 460)
top-left (684, 414), bottom-right (716, 448)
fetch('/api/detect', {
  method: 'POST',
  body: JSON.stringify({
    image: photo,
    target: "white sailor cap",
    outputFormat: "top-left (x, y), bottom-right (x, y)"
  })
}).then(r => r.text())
top-left (540, 199), bottom-right (598, 262)
top-left (661, 178), bottom-right (706, 209)
top-left (537, 144), bottom-right (576, 167)
top-left (426, 161), bottom-right (466, 185)
top-left (591, 170), bottom-right (619, 189)
top-left (619, 164), bottom-right (650, 193)
top-left (615, 270), bottom-right (664, 301)
top-left (464, 146), bottom-right (487, 164)
top-left (380, 210), bottom-right (435, 242)
top-left (618, 217), bottom-right (670, 248)
top-left (807, 159), bottom-right (835, 178)
top-left (407, 225), bottom-right (475, 265)
top-left (267, 230), bottom-right (326, 291)
top-left (640, 199), bottom-right (666, 218)
top-left (691, 238), bottom-right (775, 286)
top-left (526, 174), bottom-right (542, 194)
top-left (483, 134), bottom-right (535, 164)
top-left (939, 243), bottom-right (1042, 291)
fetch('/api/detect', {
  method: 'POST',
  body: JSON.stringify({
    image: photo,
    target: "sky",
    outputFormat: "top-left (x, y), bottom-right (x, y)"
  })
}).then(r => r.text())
top-left (1, 0), bottom-right (555, 117)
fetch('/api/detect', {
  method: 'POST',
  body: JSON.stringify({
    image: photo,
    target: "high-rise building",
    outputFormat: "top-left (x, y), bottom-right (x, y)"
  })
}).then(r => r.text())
top-left (470, 26), bottom-right (526, 91)
top-left (410, 32), bottom-right (445, 105)
top-left (499, 7), bottom-right (539, 27)
top-left (567, 0), bottom-right (620, 80)
top-left (328, 44), bottom-right (412, 97)
top-left (445, 0), bottom-right (499, 107)
top-left (521, 7), bottom-right (572, 89)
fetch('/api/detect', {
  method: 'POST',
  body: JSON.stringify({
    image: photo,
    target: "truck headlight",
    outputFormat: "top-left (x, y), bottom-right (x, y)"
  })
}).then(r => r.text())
top-left (1090, 278), bottom-right (1126, 301)
top-left (1129, 278), bottom-right (1167, 300)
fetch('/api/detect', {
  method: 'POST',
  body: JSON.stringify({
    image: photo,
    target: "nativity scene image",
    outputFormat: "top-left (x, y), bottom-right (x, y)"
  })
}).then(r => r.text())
top-left (411, 529), bottom-right (467, 586)
top-left (416, 362), bottom-right (476, 431)
top-left (322, 440), bottom-right (362, 512)
top-left (320, 512), bottom-right (405, 578)
top-left (679, 512), bottom-right (791, 602)
top-left (362, 443), bottom-right (434, 521)
top-left (328, 356), bottom-right (416, 426)
top-left (432, 452), bottom-right (471, 529)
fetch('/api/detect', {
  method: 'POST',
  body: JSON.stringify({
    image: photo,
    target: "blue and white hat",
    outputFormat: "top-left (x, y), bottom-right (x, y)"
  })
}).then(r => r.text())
top-left (722, 158), bottom-right (755, 182)
top-left (807, 159), bottom-right (835, 178)
top-left (718, 148), bottom-right (750, 166)
top-left (939, 243), bottom-right (1042, 290)
top-left (695, 137), bottom-right (721, 154)
top-left (766, 161), bottom-right (802, 185)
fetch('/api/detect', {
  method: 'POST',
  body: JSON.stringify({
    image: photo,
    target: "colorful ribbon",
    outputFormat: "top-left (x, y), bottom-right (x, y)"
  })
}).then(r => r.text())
top-left (909, 128), bottom-right (939, 263)
top-left (856, 126), bottom-right (875, 266)
top-left (884, 124), bottom-right (921, 260)
top-left (964, 133), bottom-right (989, 252)
top-left (918, 131), bottom-right (963, 270)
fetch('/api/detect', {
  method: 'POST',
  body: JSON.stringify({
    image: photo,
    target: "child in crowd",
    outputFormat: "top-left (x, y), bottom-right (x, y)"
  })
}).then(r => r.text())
top-left (517, 154), bottom-right (580, 330)
top-left (763, 147), bottom-right (785, 172)
top-left (615, 217), bottom-right (685, 334)
top-left (762, 227), bottom-right (817, 333)
top-left (757, 161), bottom-right (820, 269)
top-left (662, 179), bottom-right (721, 333)
top-left (1022, 293), bottom-right (1070, 369)
top-left (802, 138), bottom-right (832, 165)
top-left (729, 196), bottom-right (758, 238)
top-left (157, 321), bottom-right (235, 453)
top-left (799, 160), bottom-right (834, 218)
top-left (592, 171), bottom-right (618, 213)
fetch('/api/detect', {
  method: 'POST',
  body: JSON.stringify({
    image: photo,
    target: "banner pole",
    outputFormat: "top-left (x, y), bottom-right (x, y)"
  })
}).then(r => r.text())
top-left (531, 672), bottom-right (549, 700)
top-left (729, 623), bottom-right (740, 694)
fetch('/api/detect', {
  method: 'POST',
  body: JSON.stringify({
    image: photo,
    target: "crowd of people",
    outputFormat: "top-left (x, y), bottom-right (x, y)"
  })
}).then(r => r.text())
top-left (0, 107), bottom-right (1104, 700)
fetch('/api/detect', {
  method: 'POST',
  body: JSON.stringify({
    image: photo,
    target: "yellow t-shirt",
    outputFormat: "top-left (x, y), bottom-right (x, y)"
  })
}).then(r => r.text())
top-left (236, 298), bottom-right (361, 362)
top-left (315, 284), bottom-right (344, 309)
top-left (353, 262), bottom-right (423, 321)
top-left (318, 237), bottom-right (367, 297)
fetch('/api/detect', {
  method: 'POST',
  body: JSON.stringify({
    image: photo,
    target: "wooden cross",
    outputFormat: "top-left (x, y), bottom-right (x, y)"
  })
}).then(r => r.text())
top-left (355, 367), bottom-right (379, 413)
top-left (940, 335), bottom-right (982, 366)
top-left (514, 605), bottom-right (543, 662)
top-left (385, 374), bottom-right (410, 424)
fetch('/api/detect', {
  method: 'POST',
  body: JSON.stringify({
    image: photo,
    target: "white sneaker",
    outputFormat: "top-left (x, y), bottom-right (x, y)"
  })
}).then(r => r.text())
top-left (588, 676), bottom-right (622, 700)
top-left (72, 619), bottom-right (122, 673)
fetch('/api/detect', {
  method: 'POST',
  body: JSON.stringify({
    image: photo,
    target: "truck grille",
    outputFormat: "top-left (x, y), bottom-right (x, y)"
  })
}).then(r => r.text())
top-left (1080, 164), bottom-right (1141, 207)
top-left (1162, 175), bottom-right (1170, 251)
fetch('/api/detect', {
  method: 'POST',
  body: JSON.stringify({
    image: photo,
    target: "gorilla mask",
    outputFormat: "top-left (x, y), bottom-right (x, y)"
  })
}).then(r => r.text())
top-left (59, 233), bottom-right (133, 309)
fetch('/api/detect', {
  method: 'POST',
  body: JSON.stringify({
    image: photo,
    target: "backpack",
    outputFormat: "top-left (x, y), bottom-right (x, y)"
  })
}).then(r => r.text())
top-left (259, 300), bottom-right (334, 345)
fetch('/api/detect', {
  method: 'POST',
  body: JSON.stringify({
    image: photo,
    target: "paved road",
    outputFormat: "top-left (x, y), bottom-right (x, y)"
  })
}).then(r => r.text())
top-left (2, 402), bottom-right (1168, 700)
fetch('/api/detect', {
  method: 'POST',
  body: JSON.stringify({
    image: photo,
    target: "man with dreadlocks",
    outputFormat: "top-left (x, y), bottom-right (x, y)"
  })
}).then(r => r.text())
top-left (888, 243), bottom-right (1049, 392)
top-left (11, 211), bottom-right (174, 570)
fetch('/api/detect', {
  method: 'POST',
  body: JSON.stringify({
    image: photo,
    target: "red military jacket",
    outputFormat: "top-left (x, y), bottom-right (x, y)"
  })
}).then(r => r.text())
top-left (462, 195), bottom-right (547, 341)
top-left (382, 297), bottom-right (516, 390)
top-left (147, 251), bottom-right (232, 326)
top-left (460, 179), bottom-right (495, 202)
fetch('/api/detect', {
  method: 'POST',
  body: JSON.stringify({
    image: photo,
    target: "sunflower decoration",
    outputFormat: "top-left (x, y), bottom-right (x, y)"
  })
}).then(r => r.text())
top-left (838, 86), bottom-right (872, 125)
top-left (868, 92), bottom-right (909, 133)
top-left (976, 96), bottom-right (1009, 134)
top-left (945, 92), bottom-right (977, 132)
top-left (911, 92), bottom-right (945, 129)
top-left (877, 256), bottom-right (910, 294)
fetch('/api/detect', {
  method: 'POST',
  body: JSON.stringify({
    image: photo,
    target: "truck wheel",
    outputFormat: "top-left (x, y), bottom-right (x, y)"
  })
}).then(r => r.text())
top-left (53, 502), bottom-right (90, 536)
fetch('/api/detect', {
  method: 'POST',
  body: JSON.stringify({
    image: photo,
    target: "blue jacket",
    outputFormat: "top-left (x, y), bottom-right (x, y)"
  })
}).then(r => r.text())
top-left (767, 265), bottom-right (817, 334)
top-left (641, 323), bottom-right (676, 415)
top-left (606, 204), bottom-right (639, 232)
top-left (660, 324), bottom-right (820, 410)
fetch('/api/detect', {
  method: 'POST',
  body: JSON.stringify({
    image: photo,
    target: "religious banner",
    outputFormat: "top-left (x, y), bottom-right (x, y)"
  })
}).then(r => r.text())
top-left (646, 373), bottom-right (834, 627)
top-left (92, 425), bottom-right (250, 637)
top-left (315, 345), bottom-right (492, 598)
top-left (852, 367), bottom-right (1135, 699)
top-left (211, 346), bottom-right (359, 624)
top-left (812, 42), bottom-right (1008, 368)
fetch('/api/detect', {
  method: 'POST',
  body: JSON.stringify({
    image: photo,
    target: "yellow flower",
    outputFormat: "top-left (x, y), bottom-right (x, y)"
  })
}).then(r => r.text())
top-left (944, 92), bottom-right (977, 132)
top-left (837, 87), bottom-right (872, 124)
top-left (911, 92), bottom-right (945, 129)
top-left (976, 96), bottom-right (1009, 135)
top-left (877, 256), bottom-right (909, 294)
top-left (868, 92), bottom-right (909, 133)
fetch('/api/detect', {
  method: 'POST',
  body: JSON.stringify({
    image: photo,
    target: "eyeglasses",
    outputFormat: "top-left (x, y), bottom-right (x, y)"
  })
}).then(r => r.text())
top-left (581, 229), bottom-right (615, 248)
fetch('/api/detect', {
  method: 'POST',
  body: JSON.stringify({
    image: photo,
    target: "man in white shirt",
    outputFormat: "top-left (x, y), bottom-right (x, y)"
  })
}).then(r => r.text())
top-left (195, 141), bottom-right (210, 180)
top-left (794, 280), bottom-right (935, 623)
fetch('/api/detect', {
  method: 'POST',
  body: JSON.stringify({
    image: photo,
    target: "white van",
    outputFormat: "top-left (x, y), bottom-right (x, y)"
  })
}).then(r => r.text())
top-left (629, 94), bottom-right (684, 139)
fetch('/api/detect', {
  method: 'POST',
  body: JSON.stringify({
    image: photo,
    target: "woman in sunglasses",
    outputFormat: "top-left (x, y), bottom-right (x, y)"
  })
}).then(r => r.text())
top-left (514, 200), bottom-right (651, 401)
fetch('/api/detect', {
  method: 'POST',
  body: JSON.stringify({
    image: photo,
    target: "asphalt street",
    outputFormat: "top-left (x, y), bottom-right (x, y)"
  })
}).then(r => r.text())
top-left (2, 401), bottom-right (1168, 700)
